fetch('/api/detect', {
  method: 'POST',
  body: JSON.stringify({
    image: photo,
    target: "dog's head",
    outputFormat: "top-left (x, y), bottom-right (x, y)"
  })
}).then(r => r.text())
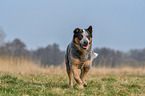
top-left (73, 26), bottom-right (93, 50)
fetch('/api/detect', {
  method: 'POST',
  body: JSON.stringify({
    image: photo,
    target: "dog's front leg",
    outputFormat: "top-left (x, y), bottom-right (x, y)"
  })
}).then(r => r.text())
top-left (72, 65), bottom-right (82, 84)
top-left (66, 64), bottom-right (73, 88)
top-left (80, 66), bottom-right (90, 87)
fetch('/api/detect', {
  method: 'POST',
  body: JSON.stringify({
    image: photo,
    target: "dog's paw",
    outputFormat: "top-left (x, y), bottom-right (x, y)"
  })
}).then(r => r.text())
top-left (77, 84), bottom-right (84, 89)
top-left (83, 82), bottom-right (87, 87)
top-left (94, 53), bottom-right (98, 58)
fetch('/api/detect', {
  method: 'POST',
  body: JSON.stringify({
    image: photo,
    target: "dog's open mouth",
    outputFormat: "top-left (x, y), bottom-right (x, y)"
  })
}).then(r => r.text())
top-left (79, 44), bottom-right (89, 49)
top-left (82, 45), bottom-right (88, 49)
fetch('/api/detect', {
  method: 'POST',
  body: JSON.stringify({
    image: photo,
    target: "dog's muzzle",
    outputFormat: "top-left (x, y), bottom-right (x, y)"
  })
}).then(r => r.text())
top-left (79, 40), bottom-right (89, 49)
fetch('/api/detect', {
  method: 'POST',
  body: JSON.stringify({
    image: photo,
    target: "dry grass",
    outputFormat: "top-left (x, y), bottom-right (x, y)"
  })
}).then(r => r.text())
top-left (90, 67), bottom-right (145, 76)
top-left (0, 56), bottom-right (64, 74)
top-left (0, 56), bottom-right (145, 75)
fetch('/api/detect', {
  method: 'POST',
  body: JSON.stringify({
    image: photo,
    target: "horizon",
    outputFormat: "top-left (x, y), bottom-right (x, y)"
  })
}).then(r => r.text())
top-left (2, 37), bottom-right (145, 52)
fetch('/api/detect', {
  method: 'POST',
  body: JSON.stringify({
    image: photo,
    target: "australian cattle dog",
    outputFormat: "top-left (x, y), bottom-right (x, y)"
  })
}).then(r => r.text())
top-left (65, 26), bottom-right (98, 88)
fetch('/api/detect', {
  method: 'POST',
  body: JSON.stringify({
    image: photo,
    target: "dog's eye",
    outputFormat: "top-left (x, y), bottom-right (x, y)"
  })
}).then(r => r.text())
top-left (78, 35), bottom-right (83, 40)
top-left (87, 36), bottom-right (91, 40)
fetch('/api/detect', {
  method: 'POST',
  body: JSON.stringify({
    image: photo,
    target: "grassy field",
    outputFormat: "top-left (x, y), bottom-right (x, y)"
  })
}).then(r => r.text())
top-left (0, 57), bottom-right (145, 95)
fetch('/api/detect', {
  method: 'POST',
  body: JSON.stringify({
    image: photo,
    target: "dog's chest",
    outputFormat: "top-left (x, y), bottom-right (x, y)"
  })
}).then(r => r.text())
top-left (71, 55), bottom-right (93, 69)
top-left (71, 48), bottom-right (92, 62)
top-left (79, 53), bottom-right (92, 62)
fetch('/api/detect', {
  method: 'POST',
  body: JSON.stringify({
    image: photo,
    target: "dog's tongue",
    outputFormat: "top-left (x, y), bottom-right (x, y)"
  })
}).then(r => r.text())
top-left (83, 46), bottom-right (88, 49)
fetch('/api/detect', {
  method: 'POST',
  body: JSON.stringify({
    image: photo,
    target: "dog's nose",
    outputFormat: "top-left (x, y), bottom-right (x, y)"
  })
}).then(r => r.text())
top-left (83, 41), bottom-right (88, 46)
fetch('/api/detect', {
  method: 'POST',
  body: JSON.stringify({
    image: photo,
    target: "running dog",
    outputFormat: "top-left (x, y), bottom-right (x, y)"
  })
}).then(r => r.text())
top-left (65, 26), bottom-right (98, 88)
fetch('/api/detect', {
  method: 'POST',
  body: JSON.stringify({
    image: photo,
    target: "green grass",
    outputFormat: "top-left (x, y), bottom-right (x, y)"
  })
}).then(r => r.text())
top-left (0, 72), bottom-right (145, 96)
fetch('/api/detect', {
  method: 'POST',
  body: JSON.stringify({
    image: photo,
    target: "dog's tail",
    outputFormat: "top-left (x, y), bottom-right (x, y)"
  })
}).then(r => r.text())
top-left (93, 52), bottom-right (98, 58)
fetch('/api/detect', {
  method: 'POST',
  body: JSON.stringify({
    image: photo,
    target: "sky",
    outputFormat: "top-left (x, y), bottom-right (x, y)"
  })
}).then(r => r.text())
top-left (0, 0), bottom-right (145, 51)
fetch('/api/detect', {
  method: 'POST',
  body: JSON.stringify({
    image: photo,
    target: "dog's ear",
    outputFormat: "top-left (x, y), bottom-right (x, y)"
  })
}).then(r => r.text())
top-left (73, 28), bottom-right (80, 34)
top-left (87, 26), bottom-right (93, 33)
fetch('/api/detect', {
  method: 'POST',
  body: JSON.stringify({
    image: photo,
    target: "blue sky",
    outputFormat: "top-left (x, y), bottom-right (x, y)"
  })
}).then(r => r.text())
top-left (0, 0), bottom-right (145, 51)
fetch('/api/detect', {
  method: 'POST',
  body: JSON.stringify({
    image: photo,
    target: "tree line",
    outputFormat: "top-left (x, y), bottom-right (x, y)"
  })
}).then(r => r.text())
top-left (0, 38), bottom-right (65, 66)
top-left (0, 38), bottom-right (145, 67)
top-left (93, 48), bottom-right (145, 68)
